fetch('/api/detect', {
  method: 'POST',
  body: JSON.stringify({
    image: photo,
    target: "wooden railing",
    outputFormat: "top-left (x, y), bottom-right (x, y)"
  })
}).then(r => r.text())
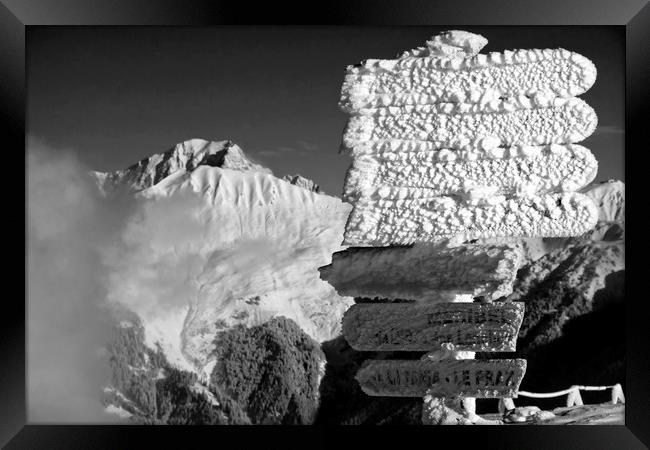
top-left (498, 383), bottom-right (625, 413)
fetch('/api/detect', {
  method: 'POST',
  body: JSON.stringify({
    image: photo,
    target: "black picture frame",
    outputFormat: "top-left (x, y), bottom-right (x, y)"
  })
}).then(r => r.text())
top-left (3, 0), bottom-right (647, 448)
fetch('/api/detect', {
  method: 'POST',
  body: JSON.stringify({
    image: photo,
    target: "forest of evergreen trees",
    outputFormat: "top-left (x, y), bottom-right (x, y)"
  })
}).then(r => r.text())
top-left (103, 316), bottom-right (324, 424)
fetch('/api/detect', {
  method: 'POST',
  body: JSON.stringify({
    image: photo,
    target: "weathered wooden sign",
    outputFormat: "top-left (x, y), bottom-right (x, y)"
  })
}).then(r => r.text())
top-left (342, 302), bottom-right (524, 352)
top-left (356, 359), bottom-right (527, 398)
top-left (319, 243), bottom-right (522, 302)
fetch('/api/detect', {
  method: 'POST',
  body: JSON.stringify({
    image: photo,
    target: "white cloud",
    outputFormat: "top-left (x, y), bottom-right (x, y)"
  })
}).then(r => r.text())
top-left (27, 137), bottom-right (134, 423)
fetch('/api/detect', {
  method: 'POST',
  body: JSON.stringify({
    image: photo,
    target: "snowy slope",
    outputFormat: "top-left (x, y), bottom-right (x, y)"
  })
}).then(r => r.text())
top-left (98, 140), bottom-right (353, 376)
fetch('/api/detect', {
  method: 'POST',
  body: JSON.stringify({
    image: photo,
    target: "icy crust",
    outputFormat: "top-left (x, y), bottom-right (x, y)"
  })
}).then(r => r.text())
top-left (318, 243), bottom-right (522, 302)
top-left (343, 192), bottom-right (599, 246)
top-left (342, 144), bottom-right (597, 203)
top-left (340, 48), bottom-right (596, 112)
top-left (402, 30), bottom-right (488, 58)
top-left (342, 98), bottom-right (597, 152)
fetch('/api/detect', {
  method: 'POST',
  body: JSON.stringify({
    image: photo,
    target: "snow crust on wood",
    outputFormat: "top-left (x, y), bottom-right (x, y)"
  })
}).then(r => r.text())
top-left (401, 30), bottom-right (488, 58)
top-left (342, 98), bottom-right (597, 152)
top-left (344, 192), bottom-right (599, 246)
top-left (343, 144), bottom-right (597, 203)
top-left (341, 46), bottom-right (596, 112)
top-left (331, 30), bottom-right (600, 413)
top-left (338, 30), bottom-right (599, 246)
top-left (319, 243), bottom-right (521, 301)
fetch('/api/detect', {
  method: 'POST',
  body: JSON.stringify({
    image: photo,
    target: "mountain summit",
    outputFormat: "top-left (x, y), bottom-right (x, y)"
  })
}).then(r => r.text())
top-left (93, 138), bottom-right (324, 195)
top-left (93, 139), bottom-right (270, 193)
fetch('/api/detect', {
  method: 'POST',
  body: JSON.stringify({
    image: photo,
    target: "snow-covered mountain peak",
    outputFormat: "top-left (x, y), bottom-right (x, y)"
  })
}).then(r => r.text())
top-left (93, 138), bottom-right (327, 197)
top-left (97, 140), bottom-right (353, 374)
top-left (93, 138), bottom-right (270, 193)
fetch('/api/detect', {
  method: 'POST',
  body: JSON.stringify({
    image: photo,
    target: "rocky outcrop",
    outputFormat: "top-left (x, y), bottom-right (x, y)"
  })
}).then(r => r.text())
top-left (282, 174), bottom-right (323, 194)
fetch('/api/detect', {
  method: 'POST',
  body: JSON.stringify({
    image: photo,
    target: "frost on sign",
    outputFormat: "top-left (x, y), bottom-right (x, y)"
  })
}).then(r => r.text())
top-left (356, 359), bottom-right (527, 398)
top-left (327, 29), bottom-right (600, 410)
top-left (338, 30), bottom-right (599, 246)
top-left (342, 302), bottom-right (525, 352)
top-left (319, 243), bottom-right (522, 302)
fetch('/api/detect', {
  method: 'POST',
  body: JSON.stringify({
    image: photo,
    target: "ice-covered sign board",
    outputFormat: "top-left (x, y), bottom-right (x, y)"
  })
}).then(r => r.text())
top-left (343, 302), bottom-right (524, 352)
top-left (356, 359), bottom-right (527, 398)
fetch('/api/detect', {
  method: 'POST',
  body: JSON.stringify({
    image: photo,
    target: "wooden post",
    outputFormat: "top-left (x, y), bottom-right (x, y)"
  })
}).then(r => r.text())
top-left (566, 387), bottom-right (584, 407)
top-left (498, 398), bottom-right (516, 414)
top-left (611, 384), bottom-right (625, 404)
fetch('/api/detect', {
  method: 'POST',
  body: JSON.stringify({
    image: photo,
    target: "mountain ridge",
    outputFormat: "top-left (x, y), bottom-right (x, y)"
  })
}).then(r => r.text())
top-left (93, 138), bottom-right (323, 195)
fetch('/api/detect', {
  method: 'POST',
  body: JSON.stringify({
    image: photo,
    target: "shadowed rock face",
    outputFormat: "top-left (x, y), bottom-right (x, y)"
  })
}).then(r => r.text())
top-left (282, 174), bottom-right (323, 194)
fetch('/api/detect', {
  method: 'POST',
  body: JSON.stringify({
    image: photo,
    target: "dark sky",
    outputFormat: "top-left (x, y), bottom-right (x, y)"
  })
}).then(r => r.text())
top-left (27, 26), bottom-right (624, 195)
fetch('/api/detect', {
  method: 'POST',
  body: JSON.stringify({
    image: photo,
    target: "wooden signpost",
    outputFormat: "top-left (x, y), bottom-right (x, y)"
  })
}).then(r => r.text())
top-left (356, 358), bottom-right (527, 398)
top-left (342, 302), bottom-right (524, 352)
top-left (346, 301), bottom-right (528, 400)
top-left (326, 30), bottom-right (600, 422)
